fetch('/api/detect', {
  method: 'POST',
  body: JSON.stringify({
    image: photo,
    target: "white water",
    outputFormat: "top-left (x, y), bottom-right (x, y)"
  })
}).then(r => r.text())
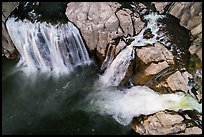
top-left (130, 13), bottom-right (165, 47)
top-left (6, 13), bottom-right (201, 128)
top-left (90, 13), bottom-right (202, 126)
top-left (99, 46), bottom-right (134, 87)
top-left (6, 17), bottom-right (92, 76)
top-left (99, 13), bottom-right (165, 87)
top-left (85, 86), bottom-right (202, 126)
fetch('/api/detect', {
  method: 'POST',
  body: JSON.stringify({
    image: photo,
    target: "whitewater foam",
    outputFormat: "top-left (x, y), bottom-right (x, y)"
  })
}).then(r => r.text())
top-left (100, 13), bottom-right (165, 87)
top-left (84, 86), bottom-right (201, 126)
top-left (6, 17), bottom-right (92, 76)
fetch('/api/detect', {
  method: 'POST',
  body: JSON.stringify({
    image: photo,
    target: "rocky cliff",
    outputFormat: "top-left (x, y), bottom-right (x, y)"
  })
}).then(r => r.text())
top-left (2, 2), bottom-right (19, 59)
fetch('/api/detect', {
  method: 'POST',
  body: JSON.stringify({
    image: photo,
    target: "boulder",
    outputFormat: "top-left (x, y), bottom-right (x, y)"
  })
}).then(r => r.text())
top-left (177, 126), bottom-right (202, 135)
top-left (66, 2), bottom-right (121, 58)
top-left (168, 2), bottom-right (202, 36)
top-left (191, 23), bottom-right (202, 38)
top-left (168, 2), bottom-right (202, 65)
top-left (116, 9), bottom-right (134, 36)
top-left (166, 71), bottom-right (192, 92)
top-left (144, 62), bottom-right (169, 75)
top-left (133, 42), bottom-right (174, 85)
top-left (152, 2), bottom-right (169, 14)
top-left (132, 111), bottom-right (186, 135)
top-left (136, 42), bottom-right (174, 65)
top-left (133, 15), bottom-right (145, 35)
top-left (169, 2), bottom-right (202, 30)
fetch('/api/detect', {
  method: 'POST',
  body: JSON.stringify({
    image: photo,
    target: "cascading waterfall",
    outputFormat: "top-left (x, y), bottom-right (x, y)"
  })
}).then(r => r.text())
top-left (6, 17), bottom-right (92, 76)
top-left (99, 46), bottom-right (134, 87)
top-left (84, 12), bottom-right (202, 126)
top-left (99, 13), bottom-right (165, 87)
top-left (4, 3), bottom-right (201, 131)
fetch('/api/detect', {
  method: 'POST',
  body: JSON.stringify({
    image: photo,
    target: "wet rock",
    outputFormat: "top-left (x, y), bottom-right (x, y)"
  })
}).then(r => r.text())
top-left (152, 2), bottom-right (169, 14)
top-left (177, 126), bottom-right (202, 135)
top-left (144, 61), bottom-right (169, 75)
top-left (166, 71), bottom-right (192, 92)
top-left (2, 2), bottom-right (19, 59)
top-left (100, 44), bottom-right (116, 72)
top-left (116, 9), bottom-right (134, 36)
top-left (66, 2), bottom-right (121, 58)
top-left (136, 42), bottom-right (174, 65)
top-left (132, 111), bottom-right (186, 135)
top-left (191, 23), bottom-right (202, 38)
top-left (168, 2), bottom-right (202, 36)
top-left (133, 16), bottom-right (145, 35)
top-left (133, 42), bottom-right (174, 85)
top-left (66, 2), bottom-right (147, 64)
top-left (115, 39), bottom-right (126, 55)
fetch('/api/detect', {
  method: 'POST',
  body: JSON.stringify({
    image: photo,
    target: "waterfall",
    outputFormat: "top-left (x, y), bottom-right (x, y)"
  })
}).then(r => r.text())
top-left (84, 86), bottom-right (202, 126)
top-left (85, 12), bottom-right (201, 126)
top-left (99, 13), bottom-right (165, 87)
top-left (99, 46), bottom-right (134, 87)
top-left (6, 17), bottom-right (92, 76)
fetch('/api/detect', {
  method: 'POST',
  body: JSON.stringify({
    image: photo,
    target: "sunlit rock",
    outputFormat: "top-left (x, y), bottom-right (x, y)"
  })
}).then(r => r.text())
top-left (2, 2), bottom-right (19, 59)
top-left (131, 111), bottom-right (186, 135)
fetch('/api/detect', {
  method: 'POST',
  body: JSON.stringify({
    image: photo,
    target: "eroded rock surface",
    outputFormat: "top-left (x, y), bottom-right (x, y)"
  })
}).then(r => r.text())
top-left (66, 2), bottom-right (121, 59)
top-left (2, 2), bottom-right (19, 59)
top-left (131, 111), bottom-right (186, 135)
top-left (65, 2), bottom-right (145, 65)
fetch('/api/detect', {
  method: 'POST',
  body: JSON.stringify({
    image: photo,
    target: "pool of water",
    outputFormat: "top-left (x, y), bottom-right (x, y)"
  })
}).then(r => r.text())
top-left (2, 58), bottom-right (134, 135)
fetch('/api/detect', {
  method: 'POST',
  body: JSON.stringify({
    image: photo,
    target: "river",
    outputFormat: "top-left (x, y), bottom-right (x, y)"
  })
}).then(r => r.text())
top-left (2, 58), bottom-right (135, 135)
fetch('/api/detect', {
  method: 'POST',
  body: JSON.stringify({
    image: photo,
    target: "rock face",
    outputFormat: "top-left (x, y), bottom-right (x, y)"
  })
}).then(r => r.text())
top-left (2, 2), bottom-right (19, 59)
top-left (168, 2), bottom-right (202, 62)
top-left (65, 1), bottom-right (201, 100)
top-left (132, 110), bottom-right (201, 135)
top-left (65, 2), bottom-right (202, 135)
top-left (152, 2), bottom-right (169, 14)
top-left (166, 71), bottom-right (192, 92)
top-left (131, 111), bottom-right (186, 135)
top-left (65, 2), bottom-right (145, 65)
top-left (148, 2), bottom-right (202, 62)
top-left (66, 2), bottom-right (121, 61)
top-left (133, 42), bottom-right (175, 87)
top-left (177, 126), bottom-right (202, 135)
top-left (169, 2), bottom-right (202, 32)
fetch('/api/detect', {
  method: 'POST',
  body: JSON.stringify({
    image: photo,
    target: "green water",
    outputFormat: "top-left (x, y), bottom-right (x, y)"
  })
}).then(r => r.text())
top-left (2, 58), bottom-right (133, 135)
